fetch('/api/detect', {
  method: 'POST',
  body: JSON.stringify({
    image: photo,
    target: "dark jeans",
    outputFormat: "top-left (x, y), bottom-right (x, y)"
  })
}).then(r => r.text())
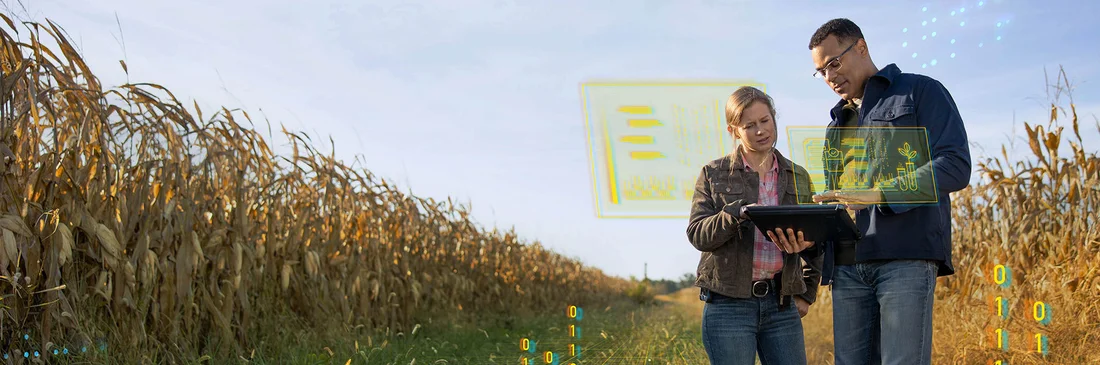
top-left (831, 260), bottom-right (937, 365)
top-left (701, 288), bottom-right (807, 365)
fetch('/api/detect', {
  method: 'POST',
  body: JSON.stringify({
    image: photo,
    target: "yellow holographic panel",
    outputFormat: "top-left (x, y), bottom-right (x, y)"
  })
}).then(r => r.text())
top-left (785, 126), bottom-right (940, 205)
top-left (580, 81), bottom-right (765, 218)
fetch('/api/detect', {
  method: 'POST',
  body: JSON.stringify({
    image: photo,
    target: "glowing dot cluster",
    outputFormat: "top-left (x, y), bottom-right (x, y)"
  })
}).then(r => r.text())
top-left (4, 332), bottom-right (103, 359)
top-left (903, 2), bottom-right (1009, 69)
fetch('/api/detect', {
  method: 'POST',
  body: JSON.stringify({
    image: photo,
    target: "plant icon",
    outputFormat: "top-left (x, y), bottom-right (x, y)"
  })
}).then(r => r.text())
top-left (895, 142), bottom-right (919, 191)
top-left (898, 142), bottom-right (918, 160)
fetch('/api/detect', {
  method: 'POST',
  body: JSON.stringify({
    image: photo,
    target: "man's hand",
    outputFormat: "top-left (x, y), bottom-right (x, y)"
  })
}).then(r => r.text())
top-left (812, 188), bottom-right (883, 210)
top-left (794, 296), bottom-right (810, 318)
top-left (767, 228), bottom-right (815, 254)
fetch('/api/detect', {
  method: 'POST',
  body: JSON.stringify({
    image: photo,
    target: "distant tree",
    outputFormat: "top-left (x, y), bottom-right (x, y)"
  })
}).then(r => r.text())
top-left (678, 272), bottom-right (696, 288)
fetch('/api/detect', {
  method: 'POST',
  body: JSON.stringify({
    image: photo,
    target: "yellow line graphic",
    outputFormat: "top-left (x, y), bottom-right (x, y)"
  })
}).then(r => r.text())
top-left (630, 151), bottom-right (666, 160)
top-left (602, 111), bottom-right (619, 205)
top-left (619, 135), bottom-right (655, 144)
top-left (579, 83), bottom-right (600, 216)
top-left (627, 119), bottom-right (662, 128)
top-left (715, 99), bottom-right (725, 154)
top-left (618, 106), bottom-right (652, 114)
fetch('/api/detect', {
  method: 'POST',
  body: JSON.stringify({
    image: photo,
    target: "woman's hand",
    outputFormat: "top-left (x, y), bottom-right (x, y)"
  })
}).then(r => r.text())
top-left (794, 296), bottom-right (811, 318)
top-left (766, 228), bottom-right (815, 254)
top-left (738, 203), bottom-right (761, 219)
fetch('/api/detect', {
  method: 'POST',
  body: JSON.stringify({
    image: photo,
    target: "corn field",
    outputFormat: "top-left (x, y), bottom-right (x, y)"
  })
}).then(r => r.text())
top-left (0, 16), bottom-right (630, 361)
top-left (946, 75), bottom-right (1100, 309)
top-left (932, 66), bottom-right (1100, 361)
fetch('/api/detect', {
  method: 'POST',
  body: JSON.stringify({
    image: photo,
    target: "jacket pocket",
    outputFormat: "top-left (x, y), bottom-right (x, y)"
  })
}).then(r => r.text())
top-left (784, 179), bottom-right (805, 204)
top-left (711, 178), bottom-right (744, 207)
top-left (868, 104), bottom-right (917, 126)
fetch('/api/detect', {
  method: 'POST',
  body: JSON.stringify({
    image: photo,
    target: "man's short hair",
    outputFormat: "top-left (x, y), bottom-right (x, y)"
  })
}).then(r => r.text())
top-left (808, 18), bottom-right (865, 50)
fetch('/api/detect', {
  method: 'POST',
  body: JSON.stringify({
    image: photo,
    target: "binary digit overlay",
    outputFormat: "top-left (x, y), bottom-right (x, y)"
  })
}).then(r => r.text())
top-left (580, 81), bottom-right (761, 218)
top-left (569, 343), bottom-right (582, 359)
top-left (994, 328), bottom-right (1008, 352)
top-left (543, 351), bottom-right (558, 365)
top-left (993, 264), bottom-right (1012, 288)
top-left (567, 305), bottom-right (584, 321)
top-left (522, 338), bottom-right (537, 353)
top-left (993, 296), bottom-right (1008, 320)
top-left (1032, 300), bottom-right (1053, 326)
top-left (1034, 333), bottom-right (1049, 356)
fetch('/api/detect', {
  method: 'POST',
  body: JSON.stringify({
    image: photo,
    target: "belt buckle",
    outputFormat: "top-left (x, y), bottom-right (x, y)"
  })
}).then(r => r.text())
top-left (751, 280), bottom-right (769, 297)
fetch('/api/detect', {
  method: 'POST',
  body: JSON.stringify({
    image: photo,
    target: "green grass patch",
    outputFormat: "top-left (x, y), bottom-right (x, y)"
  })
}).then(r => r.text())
top-left (232, 295), bottom-right (708, 364)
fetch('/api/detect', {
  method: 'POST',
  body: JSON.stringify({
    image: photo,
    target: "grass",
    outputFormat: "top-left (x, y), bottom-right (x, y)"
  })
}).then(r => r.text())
top-left (222, 289), bottom-right (708, 364)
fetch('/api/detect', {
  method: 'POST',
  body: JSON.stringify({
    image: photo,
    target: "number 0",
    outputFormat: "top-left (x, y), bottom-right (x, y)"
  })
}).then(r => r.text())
top-left (568, 305), bottom-right (577, 318)
top-left (1033, 302), bottom-right (1046, 322)
top-left (993, 264), bottom-right (1006, 285)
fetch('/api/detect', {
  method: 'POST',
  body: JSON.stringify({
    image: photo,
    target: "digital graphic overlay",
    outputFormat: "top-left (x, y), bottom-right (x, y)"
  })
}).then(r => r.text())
top-left (580, 81), bottom-right (763, 218)
top-left (987, 263), bottom-right (1052, 364)
top-left (898, 2), bottom-right (1012, 70)
top-left (785, 126), bottom-right (939, 205)
top-left (519, 305), bottom-right (584, 365)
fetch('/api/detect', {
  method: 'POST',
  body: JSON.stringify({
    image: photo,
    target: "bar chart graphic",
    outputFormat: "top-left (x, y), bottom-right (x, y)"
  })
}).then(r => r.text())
top-left (581, 81), bottom-right (765, 218)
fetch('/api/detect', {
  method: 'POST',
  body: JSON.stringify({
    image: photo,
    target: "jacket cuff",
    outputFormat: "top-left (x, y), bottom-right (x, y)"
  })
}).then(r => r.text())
top-left (797, 291), bottom-right (817, 305)
top-left (799, 243), bottom-right (824, 259)
top-left (722, 200), bottom-right (753, 228)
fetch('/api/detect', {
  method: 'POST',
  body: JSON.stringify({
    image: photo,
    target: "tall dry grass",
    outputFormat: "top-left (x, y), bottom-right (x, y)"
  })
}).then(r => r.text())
top-left (0, 16), bottom-right (629, 361)
top-left (936, 66), bottom-right (1100, 362)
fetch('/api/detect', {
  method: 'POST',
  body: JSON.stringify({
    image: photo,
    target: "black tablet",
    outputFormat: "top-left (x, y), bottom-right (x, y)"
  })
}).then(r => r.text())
top-left (742, 204), bottom-right (862, 242)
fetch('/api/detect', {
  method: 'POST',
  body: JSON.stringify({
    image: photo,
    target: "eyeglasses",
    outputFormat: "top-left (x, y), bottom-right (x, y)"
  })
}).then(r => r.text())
top-left (813, 42), bottom-right (856, 79)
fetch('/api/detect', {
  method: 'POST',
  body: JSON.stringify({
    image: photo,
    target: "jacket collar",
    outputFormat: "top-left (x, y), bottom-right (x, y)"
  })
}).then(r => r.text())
top-left (828, 63), bottom-right (903, 123)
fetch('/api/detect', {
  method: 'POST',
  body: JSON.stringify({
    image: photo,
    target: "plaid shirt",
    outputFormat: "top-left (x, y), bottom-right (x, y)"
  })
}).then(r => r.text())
top-left (743, 153), bottom-right (783, 281)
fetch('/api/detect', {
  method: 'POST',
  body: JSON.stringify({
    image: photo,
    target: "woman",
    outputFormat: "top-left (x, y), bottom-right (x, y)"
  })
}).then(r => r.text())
top-left (686, 86), bottom-right (824, 365)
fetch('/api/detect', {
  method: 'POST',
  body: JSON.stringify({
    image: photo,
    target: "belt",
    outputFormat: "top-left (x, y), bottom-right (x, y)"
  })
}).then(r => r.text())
top-left (751, 278), bottom-right (776, 297)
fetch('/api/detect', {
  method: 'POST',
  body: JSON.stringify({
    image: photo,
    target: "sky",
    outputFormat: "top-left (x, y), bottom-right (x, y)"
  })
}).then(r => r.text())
top-left (17, 0), bottom-right (1100, 280)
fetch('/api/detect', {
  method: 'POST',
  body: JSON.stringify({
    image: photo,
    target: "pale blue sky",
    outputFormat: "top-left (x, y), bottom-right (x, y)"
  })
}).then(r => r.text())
top-left (24, 0), bottom-right (1100, 280)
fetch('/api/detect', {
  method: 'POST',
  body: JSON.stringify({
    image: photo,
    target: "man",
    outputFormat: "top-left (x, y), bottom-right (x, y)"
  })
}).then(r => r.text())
top-left (806, 18), bottom-right (972, 365)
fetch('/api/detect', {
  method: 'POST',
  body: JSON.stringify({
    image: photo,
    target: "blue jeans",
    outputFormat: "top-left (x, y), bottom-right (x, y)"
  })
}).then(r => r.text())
top-left (701, 289), bottom-right (807, 365)
top-left (831, 260), bottom-right (937, 365)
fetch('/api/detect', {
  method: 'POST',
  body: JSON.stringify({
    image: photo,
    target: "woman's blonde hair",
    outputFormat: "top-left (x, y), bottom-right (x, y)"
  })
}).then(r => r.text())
top-left (725, 86), bottom-right (777, 128)
top-left (724, 86), bottom-right (778, 155)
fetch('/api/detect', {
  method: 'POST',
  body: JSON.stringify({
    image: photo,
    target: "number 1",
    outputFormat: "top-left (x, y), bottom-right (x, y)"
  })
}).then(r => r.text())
top-left (995, 328), bottom-right (1008, 351)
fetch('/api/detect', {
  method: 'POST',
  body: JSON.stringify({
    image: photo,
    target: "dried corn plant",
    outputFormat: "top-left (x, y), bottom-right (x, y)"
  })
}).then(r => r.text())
top-left (934, 66), bottom-right (1100, 362)
top-left (0, 16), bottom-right (630, 361)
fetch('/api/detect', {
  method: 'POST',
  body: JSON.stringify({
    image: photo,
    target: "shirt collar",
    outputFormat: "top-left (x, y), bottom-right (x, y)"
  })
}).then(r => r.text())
top-left (741, 151), bottom-right (779, 172)
top-left (829, 63), bottom-right (902, 121)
